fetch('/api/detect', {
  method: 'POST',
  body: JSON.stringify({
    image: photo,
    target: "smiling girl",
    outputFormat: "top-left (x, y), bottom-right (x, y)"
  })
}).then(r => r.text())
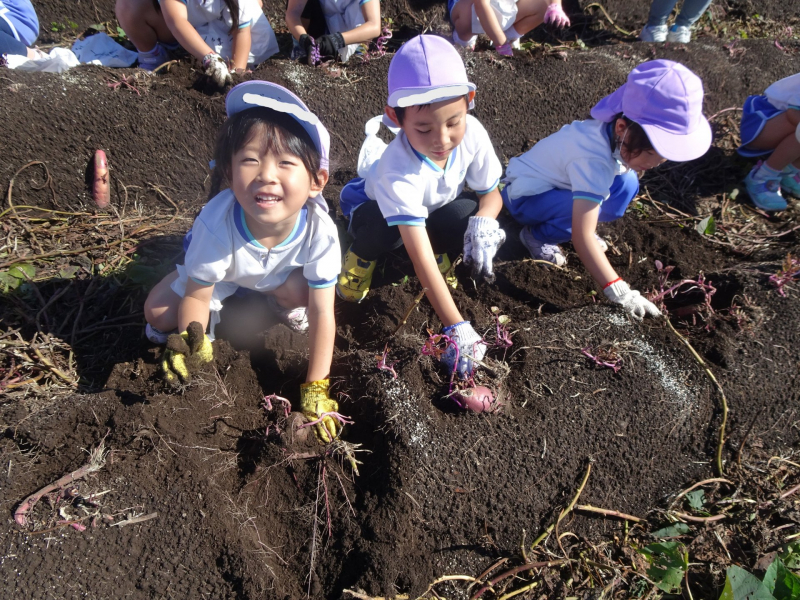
top-left (144, 81), bottom-right (343, 443)
top-left (503, 60), bottom-right (712, 320)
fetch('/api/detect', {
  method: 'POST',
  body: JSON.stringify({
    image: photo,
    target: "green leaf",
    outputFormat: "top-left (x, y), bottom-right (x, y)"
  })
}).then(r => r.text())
top-left (8, 263), bottom-right (35, 281)
top-left (116, 26), bottom-right (127, 39)
top-left (696, 216), bottom-right (716, 236)
top-left (58, 265), bottom-right (80, 280)
top-left (652, 522), bottom-right (691, 538)
top-left (89, 23), bottom-right (106, 31)
top-left (686, 489), bottom-right (706, 511)
top-left (637, 542), bottom-right (686, 594)
top-left (772, 559), bottom-right (800, 600)
top-left (719, 566), bottom-right (776, 600)
top-left (780, 543), bottom-right (800, 570)
top-left (0, 271), bottom-right (22, 291)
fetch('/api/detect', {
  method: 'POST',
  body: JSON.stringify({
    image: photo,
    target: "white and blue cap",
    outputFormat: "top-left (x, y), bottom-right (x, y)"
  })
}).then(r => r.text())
top-left (226, 80), bottom-right (331, 171)
top-left (387, 35), bottom-right (476, 109)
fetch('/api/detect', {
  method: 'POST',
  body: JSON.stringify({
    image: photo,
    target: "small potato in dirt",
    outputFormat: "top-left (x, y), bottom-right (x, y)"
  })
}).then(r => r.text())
top-left (454, 386), bottom-right (501, 413)
top-left (92, 149), bottom-right (110, 209)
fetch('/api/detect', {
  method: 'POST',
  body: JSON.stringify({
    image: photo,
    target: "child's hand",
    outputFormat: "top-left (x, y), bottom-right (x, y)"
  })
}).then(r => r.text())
top-left (161, 321), bottom-right (214, 385)
top-left (300, 379), bottom-right (342, 443)
top-left (544, 3), bottom-right (571, 28)
top-left (441, 321), bottom-right (487, 379)
top-left (603, 280), bottom-right (662, 320)
top-left (202, 53), bottom-right (232, 87)
top-left (316, 33), bottom-right (345, 59)
top-left (463, 216), bottom-right (506, 283)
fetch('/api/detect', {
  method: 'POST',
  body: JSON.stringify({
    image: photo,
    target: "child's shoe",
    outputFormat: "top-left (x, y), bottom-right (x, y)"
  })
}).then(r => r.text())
top-left (666, 24), bottom-right (691, 43)
top-left (145, 323), bottom-right (175, 345)
top-left (337, 248), bottom-right (376, 303)
top-left (519, 226), bottom-right (566, 266)
top-left (640, 24), bottom-right (667, 42)
top-left (452, 30), bottom-right (477, 50)
top-left (265, 295), bottom-right (309, 333)
top-left (435, 253), bottom-right (458, 289)
top-left (744, 162), bottom-right (787, 211)
top-left (137, 43), bottom-right (170, 71)
top-left (780, 164), bottom-right (800, 198)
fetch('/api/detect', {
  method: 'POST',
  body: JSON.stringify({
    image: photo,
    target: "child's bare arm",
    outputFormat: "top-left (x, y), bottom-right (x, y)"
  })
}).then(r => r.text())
top-left (399, 225), bottom-right (463, 327)
top-left (160, 0), bottom-right (214, 60)
top-left (231, 25), bottom-right (251, 71)
top-left (474, 0), bottom-right (506, 46)
top-left (341, 0), bottom-right (381, 44)
top-left (475, 187), bottom-right (503, 219)
top-left (306, 286), bottom-right (336, 383)
top-left (177, 280), bottom-right (215, 333)
top-left (571, 199), bottom-right (617, 286)
top-left (286, 0), bottom-right (309, 40)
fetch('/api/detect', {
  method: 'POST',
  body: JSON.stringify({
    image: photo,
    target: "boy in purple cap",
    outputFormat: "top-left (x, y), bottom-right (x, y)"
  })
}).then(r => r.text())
top-left (337, 34), bottom-right (505, 378)
top-left (503, 60), bottom-right (711, 320)
top-left (145, 81), bottom-right (345, 444)
top-left (737, 73), bottom-right (800, 212)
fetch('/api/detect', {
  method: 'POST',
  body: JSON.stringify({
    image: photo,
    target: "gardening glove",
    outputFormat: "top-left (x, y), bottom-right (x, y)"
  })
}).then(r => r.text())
top-left (298, 34), bottom-right (317, 65)
top-left (161, 321), bottom-right (214, 386)
top-left (202, 52), bottom-right (232, 87)
top-left (495, 42), bottom-right (513, 57)
top-left (544, 3), bottom-right (571, 28)
top-left (300, 379), bottom-right (341, 443)
top-left (463, 216), bottom-right (506, 283)
top-left (316, 32), bottom-right (346, 59)
top-left (603, 280), bottom-right (662, 320)
top-left (441, 321), bottom-right (487, 379)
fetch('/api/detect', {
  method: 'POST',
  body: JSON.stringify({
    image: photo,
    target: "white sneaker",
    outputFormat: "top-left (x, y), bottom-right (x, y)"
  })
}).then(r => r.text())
top-left (511, 38), bottom-right (521, 49)
top-left (640, 24), bottom-right (667, 42)
top-left (145, 323), bottom-right (174, 345)
top-left (452, 31), bottom-right (477, 50)
top-left (265, 296), bottom-right (309, 333)
top-left (519, 227), bottom-right (567, 266)
top-left (666, 24), bottom-right (691, 43)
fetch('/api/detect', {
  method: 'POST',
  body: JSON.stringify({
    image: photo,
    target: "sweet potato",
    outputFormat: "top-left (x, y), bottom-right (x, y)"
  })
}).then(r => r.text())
top-left (92, 149), bottom-right (110, 208)
top-left (454, 385), bottom-right (500, 413)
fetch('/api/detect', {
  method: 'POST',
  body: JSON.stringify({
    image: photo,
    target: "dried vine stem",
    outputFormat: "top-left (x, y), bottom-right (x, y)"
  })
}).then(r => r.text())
top-left (7, 160), bottom-right (49, 254)
top-left (530, 461), bottom-right (592, 550)
top-left (665, 319), bottom-right (729, 476)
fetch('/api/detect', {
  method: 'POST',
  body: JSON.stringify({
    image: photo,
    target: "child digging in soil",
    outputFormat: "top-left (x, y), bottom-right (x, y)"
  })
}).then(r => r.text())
top-left (116, 0), bottom-right (279, 84)
top-left (337, 34), bottom-right (505, 378)
top-left (503, 60), bottom-right (712, 320)
top-left (144, 81), bottom-right (343, 443)
top-left (449, 0), bottom-right (570, 56)
top-left (738, 73), bottom-right (800, 212)
top-left (286, 0), bottom-right (382, 64)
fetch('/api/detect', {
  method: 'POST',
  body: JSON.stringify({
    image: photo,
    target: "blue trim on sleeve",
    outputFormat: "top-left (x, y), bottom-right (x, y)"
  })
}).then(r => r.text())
top-left (573, 191), bottom-right (605, 204)
top-left (238, 19), bottom-right (252, 29)
top-left (308, 277), bottom-right (338, 289)
top-left (475, 179), bottom-right (499, 195)
top-left (359, 0), bottom-right (373, 4)
top-left (386, 215), bottom-right (426, 227)
top-left (189, 277), bottom-right (214, 286)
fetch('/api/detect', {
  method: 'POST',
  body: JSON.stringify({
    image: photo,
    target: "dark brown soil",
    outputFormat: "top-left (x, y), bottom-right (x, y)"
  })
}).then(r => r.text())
top-left (1, 1), bottom-right (800, 599)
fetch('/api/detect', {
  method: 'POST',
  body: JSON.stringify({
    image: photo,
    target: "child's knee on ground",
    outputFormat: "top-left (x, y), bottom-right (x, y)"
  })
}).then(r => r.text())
top-left (268, 268), bottom-right (310, 309)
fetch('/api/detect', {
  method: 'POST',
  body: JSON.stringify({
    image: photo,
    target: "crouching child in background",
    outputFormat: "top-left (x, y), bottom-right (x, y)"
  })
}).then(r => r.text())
top-left (144, 81), bottom-right (343, 443)
top-left (337, 34), bottom-right (506, 380)
top-left (503, 60), bottom-right (712, 320)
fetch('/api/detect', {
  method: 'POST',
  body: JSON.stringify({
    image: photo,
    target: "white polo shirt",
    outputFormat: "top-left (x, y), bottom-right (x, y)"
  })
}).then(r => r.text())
top-left (504, 119), bottom-right (629, 205)
top-left (176, 189), bottom-right (340, 302)
top-left (363, 114), bottom-right (502, 226)
top-left (765, 73), bottom-right (800, 111)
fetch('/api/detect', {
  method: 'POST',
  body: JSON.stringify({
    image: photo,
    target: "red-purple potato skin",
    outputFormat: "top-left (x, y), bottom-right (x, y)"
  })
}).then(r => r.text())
top-left (456, 386), bottom-right (499, 413)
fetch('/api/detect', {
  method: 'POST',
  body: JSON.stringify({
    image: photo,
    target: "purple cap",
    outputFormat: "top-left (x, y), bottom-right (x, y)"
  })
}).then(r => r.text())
top-left (387, 35), bottom-right (476, 108)
top-left (226, 80), bottom-right (330, 171)
top-left (590, 60), bottom-right (711, 162)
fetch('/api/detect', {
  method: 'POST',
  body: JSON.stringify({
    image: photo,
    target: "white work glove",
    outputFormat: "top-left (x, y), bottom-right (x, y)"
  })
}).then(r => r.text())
top-left (603, 280), bottom-right (662, 320)
top-left (463, 216), bottom-right (506, 283)
top-left (544, 3), bottom-right (571, 28)
top-left (202, 53), bottom-right (232, 87)
top-left (441, 321), bottom-right (487, 379)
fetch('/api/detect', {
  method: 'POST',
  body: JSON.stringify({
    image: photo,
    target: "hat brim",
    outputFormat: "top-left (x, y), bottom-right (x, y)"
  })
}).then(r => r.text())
top-left (226, 81), bottom-right (329, 169)
top-left (642, 117), bottom-right (712, 162)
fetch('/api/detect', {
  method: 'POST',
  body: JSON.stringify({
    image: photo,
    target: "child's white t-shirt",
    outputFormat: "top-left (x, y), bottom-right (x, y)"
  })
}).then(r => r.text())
top-left (764, 73), bottom-right (800, 111)
top-left (181, 189), bottom-right (341, 293)
top-left (363, 114), bottom-right (502, 226)
top-left (165, 0), bottom-right (279, 63)
top-left (504, 119), bottom-right (629, 204)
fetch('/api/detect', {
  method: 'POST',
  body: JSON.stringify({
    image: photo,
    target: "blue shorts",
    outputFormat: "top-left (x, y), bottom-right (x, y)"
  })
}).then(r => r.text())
top-left (738, 95), bottom-right (785, 158)
top-left (340, 177), bottom-right (369, 219)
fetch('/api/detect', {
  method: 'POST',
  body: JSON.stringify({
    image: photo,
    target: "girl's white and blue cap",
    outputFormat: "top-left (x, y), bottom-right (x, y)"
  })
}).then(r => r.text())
top-left (387, 35), bottom-right (476, 109)
top-left (226, 81), bottom-right (331, 171)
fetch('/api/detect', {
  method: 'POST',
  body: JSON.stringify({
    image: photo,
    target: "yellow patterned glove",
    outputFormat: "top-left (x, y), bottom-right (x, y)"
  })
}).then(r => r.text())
top-left (161, 321), bottom-right (214, 386)
top-left (299, 379), bottom-right (341, 444)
